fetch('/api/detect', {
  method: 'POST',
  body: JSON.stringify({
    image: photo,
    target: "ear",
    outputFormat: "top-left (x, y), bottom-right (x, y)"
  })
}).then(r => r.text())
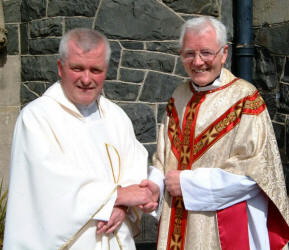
top-left (57, 59), bottom-right (63, 79)
top-left (221, 45), bottom-right (229, 64)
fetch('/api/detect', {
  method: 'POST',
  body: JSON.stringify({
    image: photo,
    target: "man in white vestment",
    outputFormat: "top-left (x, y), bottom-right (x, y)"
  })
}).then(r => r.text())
top-left (3, 28), bottom-right (157, 250)
top-left (141, 16), bottom-right (289, 250)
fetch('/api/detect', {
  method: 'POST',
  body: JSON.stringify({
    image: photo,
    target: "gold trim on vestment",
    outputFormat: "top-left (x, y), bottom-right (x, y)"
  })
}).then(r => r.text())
top-left (59, 144), bottom-right (123, 250)
top-left (59, 186), bottom-right (118, 250)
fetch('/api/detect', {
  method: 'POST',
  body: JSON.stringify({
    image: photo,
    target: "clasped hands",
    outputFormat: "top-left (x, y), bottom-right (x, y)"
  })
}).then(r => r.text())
top-left (96, 179), bottom-right (160, 235)
top-left (96, 170), bottom-right (181, 234)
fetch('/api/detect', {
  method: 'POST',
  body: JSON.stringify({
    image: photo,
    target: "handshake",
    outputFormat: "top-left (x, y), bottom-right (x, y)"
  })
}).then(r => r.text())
top-left (96, 180), bottom-right (160, 234)
top-left (97, 170), bottom-right (182, 234)
top-left (115, 179), bottom-right (160, 213)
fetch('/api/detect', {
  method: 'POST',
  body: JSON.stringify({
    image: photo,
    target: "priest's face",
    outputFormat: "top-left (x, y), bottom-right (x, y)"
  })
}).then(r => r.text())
top-left (57, 40), bottom-right (108, 106)
top-left (180, 26), bottom-right (228, 86)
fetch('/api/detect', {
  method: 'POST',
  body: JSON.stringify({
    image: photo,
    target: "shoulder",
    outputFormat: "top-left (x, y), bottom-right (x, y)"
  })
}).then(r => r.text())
top-left (233, 78), bottom-right (257, 96)
top-left (223, 68), bottom-right (258, 97)
top-left (171, 79), bottom-right (191, 99)
top-left (99, 96), bottom-right (132, 123)
top-left (18, 94), bottom-right (56, 126)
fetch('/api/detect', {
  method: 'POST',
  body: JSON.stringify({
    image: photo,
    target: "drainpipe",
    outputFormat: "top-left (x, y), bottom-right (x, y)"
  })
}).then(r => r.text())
top-left (233, 0), bottom-right (254, 82)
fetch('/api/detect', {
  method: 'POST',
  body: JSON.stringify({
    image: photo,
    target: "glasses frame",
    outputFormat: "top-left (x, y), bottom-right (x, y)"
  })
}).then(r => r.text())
top-left (180, 46), bottom-right (224, 62)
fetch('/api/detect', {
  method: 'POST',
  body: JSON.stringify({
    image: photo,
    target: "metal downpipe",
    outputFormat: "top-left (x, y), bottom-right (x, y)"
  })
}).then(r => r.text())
top-left (233, 0), bottom-right (254, 82)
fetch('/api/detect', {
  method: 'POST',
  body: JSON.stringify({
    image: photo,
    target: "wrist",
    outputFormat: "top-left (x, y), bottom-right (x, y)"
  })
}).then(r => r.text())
top-left (115, 186), bottom-right (124, 206)
top-left (114, 205), bottom-right (129, 213)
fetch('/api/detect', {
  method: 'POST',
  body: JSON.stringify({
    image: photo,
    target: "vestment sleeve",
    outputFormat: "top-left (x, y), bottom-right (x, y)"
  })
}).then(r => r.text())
top-left (180, 168), bottom-right (260, 211)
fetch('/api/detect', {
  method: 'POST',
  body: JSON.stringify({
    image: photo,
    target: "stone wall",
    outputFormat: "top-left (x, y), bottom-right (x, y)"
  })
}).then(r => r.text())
top-left (2, 0), bottom-right (289, 247)
top-left (253, 0), bottom-right (289, 191)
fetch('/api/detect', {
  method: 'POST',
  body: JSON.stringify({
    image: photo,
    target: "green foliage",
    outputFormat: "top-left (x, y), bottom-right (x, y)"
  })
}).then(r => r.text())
top-left (0, 180), bottom-right (7, 248)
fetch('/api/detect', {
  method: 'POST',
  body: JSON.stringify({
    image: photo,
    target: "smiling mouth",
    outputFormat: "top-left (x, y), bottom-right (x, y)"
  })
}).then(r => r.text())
top-left (193, 69), bottom-right (207, 73)
top-left (77, 86), bottom-right (95, 90)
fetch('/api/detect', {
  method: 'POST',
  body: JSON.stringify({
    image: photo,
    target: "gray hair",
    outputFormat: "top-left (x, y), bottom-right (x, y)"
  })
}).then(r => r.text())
top-left (179, 16), bottom-right (227, 48)
top-left (58, 28), bottom-right (111, 64)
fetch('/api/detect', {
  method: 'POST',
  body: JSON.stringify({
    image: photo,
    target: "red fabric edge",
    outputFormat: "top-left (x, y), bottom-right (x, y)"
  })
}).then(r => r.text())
top-left (217, 201), bottom-right (250, 250)
top-left (268, 199), bottom-right (289, 250)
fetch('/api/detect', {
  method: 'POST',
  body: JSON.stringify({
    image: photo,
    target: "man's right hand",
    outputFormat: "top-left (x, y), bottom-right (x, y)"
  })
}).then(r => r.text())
top-left (115, 184), bottom-right (154, 207)
top-left (138, 179), bottom-right (160, 213)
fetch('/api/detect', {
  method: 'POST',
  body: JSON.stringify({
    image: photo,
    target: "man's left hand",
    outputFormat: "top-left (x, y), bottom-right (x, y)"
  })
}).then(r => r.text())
top-left (165, 170), bottom-right (182, 197)
top-left (96, 206), bottom-right (127, 234)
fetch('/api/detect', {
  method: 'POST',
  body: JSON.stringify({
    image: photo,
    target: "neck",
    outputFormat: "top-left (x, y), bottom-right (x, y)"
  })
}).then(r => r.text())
top-left (193, 75), bottom-right (220, 88)
top-left (75, 102), bottom-right (98, 117)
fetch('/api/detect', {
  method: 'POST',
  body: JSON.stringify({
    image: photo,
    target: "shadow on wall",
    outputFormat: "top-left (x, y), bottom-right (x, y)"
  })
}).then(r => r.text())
top-left (0, 0), bottom-right (7, 80)
top-left (0, 48), bottom-right (7, 67)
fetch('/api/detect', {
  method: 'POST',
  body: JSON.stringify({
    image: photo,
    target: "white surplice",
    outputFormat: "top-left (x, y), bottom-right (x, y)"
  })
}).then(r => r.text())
top-left (4, 82), bottom-right (148, 250)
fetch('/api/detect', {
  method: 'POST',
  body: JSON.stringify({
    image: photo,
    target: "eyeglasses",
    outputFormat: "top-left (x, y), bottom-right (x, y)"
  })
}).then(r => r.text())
top-left (181, 47), bottom-right (223, 62)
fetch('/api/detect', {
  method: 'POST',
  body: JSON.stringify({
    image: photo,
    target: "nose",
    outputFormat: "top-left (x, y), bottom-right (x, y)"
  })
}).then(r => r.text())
top-left (192, 53), bottom-right (204, 66)
top-left (80, 71), bottom-right (92, 85)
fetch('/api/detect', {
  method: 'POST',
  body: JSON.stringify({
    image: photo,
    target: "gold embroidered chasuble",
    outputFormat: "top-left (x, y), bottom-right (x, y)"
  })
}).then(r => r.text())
top-left (154, 68), bottom-right (289, 250)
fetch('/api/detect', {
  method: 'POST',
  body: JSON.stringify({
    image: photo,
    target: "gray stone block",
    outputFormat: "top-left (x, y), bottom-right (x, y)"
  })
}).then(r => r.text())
top-left (121, 41), bottom-right (144, 50)
top-left (273, 56), bottom-right (285, 82)
top-left (65, 17), bottom-right (94, 31)
top-left (279, 83), bottom-right (289, 113)
top-left (6, 24), bottom-right (19, 55)
top-left (260, 92), bottom-right (277, 118)
top-left (4, 0), bottom-right (21, 23)
top-left (157, 104), bottom-right (167, 123)
top-left (143, 213), bottom-right (158, 241)
top-left (122, 51), bottom-right (175, 73)
top-left (273, 113), bottom-right (286, 124)
top-left (106, 41), bottom-right (121, 80)
top-left (95, 0), bottom-right (183, 40)
top-left (163, 0), bottom-right (219, 16)
top-left (146, 42), bottom-right (180, 55)
top-left (140, 72), bottom-right (183, 102)
top-left (253, 47), bottom-right (278, 90)
top-left (21, 55), bottom-right (58, 82)
top-left (104, 81), bottom-right (139, 101)
top-left (255, 23), bottom-right (289, 55)
top-left (282, 57), bottom-right (289, 83)
top-left (220, 0), bottom-right (233, 42)
top-left (29, 38), bottom-right (60, 55)
top-left (143, 143), bottom-right (157, 165)
top-left (175, 57), bottom-right (188, 77)
top-left (120, 103), bottom-right (156, 143)
top-left (21, 0), bottom-right (46, 22)
top-left (30, 18), bottom-right (63, 38)
top-left (119, 68), bottom-right (145, 83)
top-left (20, 23), bottom-right (29, 54)
top-left (286, 118), bottom-right (289, 163)
top-left (47, 0), bottom-right (99, 17)
top-left (21, 82), bottom-right (50, 105)
top-left (272, 122), bottom-right (285, 152)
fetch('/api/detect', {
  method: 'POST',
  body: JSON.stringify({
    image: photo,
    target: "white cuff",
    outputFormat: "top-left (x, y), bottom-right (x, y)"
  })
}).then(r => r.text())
top-left (93, 189), bottom-right (117, 221)
top-left (148, 166), bottom-right (165, 219)
top-left (180, 168), bottom-right (260, 211)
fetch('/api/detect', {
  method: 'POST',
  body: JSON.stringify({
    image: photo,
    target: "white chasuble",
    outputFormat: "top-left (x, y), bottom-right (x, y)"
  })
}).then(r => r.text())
top-left (153, 68), bottom-right (289, 250)
top-left (4, 82), bottom-right (148, 250)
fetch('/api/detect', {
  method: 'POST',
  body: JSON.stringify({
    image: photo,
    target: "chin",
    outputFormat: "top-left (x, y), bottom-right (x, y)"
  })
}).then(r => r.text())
top-left (191, 78), bottom-right (210, 87)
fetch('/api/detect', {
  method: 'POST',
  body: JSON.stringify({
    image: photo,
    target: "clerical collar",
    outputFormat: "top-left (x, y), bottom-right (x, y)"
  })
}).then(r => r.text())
top-left (75, 101), bottom-right (100, 120)
top-left (191, 73), bottom-right (222, 92)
